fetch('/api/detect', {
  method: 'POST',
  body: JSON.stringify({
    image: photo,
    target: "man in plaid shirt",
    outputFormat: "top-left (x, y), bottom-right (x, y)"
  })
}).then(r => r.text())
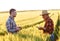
top-left (6, 9), bottom-right (22, 33)
top-left (38, 10), bottom-right (56, 41)
top-left (38, 10), bottom-right (54, 34)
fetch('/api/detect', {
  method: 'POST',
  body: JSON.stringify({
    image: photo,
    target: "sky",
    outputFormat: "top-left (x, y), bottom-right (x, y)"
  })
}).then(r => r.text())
top-left (0, 0), bottom-right (60, 12)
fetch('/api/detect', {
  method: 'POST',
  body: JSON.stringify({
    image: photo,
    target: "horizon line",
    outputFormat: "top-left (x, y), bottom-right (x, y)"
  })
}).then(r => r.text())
top-left (0, 9), bottom-right (60, 13)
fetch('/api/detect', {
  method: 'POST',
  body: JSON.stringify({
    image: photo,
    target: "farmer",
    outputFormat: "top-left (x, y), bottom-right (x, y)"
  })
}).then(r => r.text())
top-left (38, 10), bottom-right (54, 34)
top-left (6, 9), bottom-right (22, 33)
top-left (38, 10), bottom-right (56, 41)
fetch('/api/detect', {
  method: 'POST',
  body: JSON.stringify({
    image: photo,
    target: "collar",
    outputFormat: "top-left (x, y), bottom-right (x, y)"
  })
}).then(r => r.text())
top-left (9, 16), bottom-right (14, 20)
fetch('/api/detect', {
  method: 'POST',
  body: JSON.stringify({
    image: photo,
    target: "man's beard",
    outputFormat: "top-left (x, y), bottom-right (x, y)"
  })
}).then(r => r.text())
top-left (13, 15), bottom-right (16, 17)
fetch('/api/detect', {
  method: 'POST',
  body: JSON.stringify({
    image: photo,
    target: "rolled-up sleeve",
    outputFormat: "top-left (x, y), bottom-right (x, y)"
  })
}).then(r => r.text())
top-left (6, 20), bottom-right (16, 32)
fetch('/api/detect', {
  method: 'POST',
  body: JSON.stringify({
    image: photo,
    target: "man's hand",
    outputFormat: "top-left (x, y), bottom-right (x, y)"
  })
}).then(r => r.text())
top-left (16, 27), bottom-right (20, 31)
top-left (37, 26), bottom-right (44, 30)
top-left (17, 26), bottom-right (22, 30)
top-left (16, 26), bottom-right (22, 31)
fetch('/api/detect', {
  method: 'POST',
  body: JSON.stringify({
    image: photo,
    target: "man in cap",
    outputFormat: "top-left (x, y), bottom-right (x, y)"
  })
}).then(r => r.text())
top-left (6, 8), bottom-right (22, 33)
top-left (38, 10), bottom-right (54, 34)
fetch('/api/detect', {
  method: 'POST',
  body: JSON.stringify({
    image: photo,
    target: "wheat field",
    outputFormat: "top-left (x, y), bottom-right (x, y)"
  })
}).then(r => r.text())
top-left (0, 10), bottom-right (60, 41)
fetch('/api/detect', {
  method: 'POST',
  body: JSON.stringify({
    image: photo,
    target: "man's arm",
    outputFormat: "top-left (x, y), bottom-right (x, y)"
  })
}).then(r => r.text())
top-left (38, 27), bottom-right (44, 30)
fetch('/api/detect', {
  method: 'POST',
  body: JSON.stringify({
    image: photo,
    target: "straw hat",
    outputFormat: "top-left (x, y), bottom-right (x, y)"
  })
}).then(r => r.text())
top-left (40, 10), bottom-right (50, 15)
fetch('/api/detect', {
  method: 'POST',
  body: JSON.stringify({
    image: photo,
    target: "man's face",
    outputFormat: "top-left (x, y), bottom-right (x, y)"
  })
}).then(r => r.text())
top-left (42, 14), bottom-right (48, 20)
top-left (11, 11), bottom-right (17, 17)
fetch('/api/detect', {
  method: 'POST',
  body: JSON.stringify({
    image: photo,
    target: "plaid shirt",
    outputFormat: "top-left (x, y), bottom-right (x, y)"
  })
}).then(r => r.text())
top-left (44, 18), bottom-right (54, 34)
top-left (6, 16), bottom-right (17, 33)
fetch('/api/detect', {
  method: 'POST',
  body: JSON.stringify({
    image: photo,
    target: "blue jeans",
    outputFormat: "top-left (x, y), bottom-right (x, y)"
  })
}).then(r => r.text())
top-left (50, 33), bottom-right (58, 41)
top-left (50, 33), bottom-right (55, 41)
